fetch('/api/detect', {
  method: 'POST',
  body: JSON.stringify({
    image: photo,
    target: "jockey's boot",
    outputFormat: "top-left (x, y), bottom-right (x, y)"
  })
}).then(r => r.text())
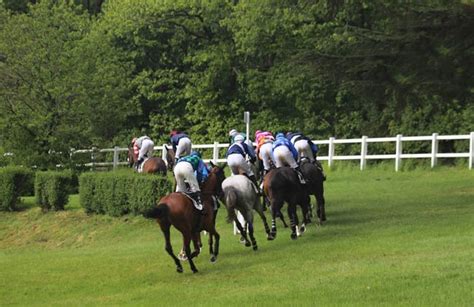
top-left (249, 175), bottom-right (261, 195)
top-left (136, 157), bottom-right (144, 171)
top-left (313, 159), bottom-right (327, 181)
top-left (295, 166), bottom-right (306, 184)
top-left (189, 192), bottom-right (204, 233)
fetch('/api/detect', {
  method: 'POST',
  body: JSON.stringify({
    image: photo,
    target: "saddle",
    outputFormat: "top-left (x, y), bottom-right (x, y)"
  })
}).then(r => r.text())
top-left (136, 157), bottom-right (150, 173)
top-left (182, 192), bottom-right (203, 211)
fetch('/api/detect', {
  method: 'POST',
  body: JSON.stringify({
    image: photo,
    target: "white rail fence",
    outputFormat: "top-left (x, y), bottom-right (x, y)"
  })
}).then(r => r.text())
top-left (71, 132), bottom-right (474, 171)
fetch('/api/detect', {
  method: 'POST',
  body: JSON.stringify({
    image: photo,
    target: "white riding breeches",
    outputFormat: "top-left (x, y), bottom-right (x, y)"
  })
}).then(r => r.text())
top-left (273, 146), bottom-right (298, 168)
top-left (294, 139), bottom-right (314, 162)
top-left (227, 154), bottom-right (254, 176)
top-left (175, 137), bottom-right (192, 159)
top-left (139, 139), bottom-right (154, 160)
top-left (259, 142), bottom-right (275, 171)
top-left (174, 162), bottom-right (200, 193)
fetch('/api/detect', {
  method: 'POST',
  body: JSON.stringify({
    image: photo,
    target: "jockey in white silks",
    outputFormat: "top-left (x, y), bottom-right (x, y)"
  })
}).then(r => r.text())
top-left (226, 134), bottom-right (259, 189)
top-left (170, 130), bottom-right (192, 163)
top-left (132, 136), bottom-right (155, 170)
top-left (255, 130), bottom-right (275, 176)
top-left (272, 133), bottom-right (306, 184)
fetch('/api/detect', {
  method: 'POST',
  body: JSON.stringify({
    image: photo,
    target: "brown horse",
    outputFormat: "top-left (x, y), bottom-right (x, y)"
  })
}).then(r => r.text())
top-left (300, 159), bottom-right (326, 224)
top-left (164, 145), bottom-right (175, 171)
top-left (146, 163), bottom-right (226, 273)
top-left (263, 167), bottom-right (311, 240)
top-left (128, 144), bottom-right (167, 175)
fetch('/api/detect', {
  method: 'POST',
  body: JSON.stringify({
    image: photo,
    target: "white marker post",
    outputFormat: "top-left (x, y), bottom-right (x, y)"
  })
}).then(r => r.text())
top-left (233, 111), bottom-right (251, 235)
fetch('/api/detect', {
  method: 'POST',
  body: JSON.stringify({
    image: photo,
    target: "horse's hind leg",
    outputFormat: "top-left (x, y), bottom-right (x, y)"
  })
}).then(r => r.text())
top-left (190, 232), bottom-right (201, 259)
top-left (247, 221), bottom-right (258, 251)
top-left (234, 217), bottom-right (251, 247)
top-left (256, 206), bottom-right (273, 240)
top-left (160, 223), bottom-right (183, 273)
top-left (287, 204), bottom-right (298, 240)
top-left (317, 187), bottom-right (326, 223)
top-left (207, 228), bottom-right (220, 263)
top-left (183, 233), bottom-right (198, 273)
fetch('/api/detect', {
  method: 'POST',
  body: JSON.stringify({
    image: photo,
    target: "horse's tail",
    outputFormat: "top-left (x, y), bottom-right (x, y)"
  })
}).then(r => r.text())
top-left (224, 187), bottom-right (238, 223)
top-left (143, 203), bottom-right (169, 220)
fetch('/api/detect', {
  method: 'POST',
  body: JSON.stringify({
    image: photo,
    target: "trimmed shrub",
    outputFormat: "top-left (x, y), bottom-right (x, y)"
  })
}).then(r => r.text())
top-left (35, 171), bottom-right (73, 211)
top-left (79, 171), bottom-right (172, 216)
top-left (0, 167), bottom-right (34, 211)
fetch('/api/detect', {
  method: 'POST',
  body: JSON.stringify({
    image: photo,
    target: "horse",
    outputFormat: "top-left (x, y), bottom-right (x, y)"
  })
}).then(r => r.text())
top-left (164, 145), bottom-right (175, 171)
top-left (145, 163), bottom-right (226, 273)
top-left (300, 159), bottom-right (326, 224)
top-left (263, 167), bottom-right (311, 240)
top-left (221, 175), bottom-right (273, 250)
top-left (127, 144), bottom-right (167, 175)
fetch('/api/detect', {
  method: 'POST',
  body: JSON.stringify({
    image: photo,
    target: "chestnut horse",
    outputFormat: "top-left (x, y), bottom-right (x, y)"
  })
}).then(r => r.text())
top-left (263, 167), bottom-right (311, 240)
top-left (146, 163), bottom-right (226, 273)
top-left (127, 144), bottom-right (167, 175)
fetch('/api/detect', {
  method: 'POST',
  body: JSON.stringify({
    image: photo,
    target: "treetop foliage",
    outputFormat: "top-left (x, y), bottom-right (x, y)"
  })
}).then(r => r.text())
top-left (1, 0), bottom-right (473, 168)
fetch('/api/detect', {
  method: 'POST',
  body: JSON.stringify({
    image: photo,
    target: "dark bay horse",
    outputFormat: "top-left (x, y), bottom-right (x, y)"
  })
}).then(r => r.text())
top-left (300, 159), bottom-right (326, 224)
top-left (146, 163), bottom-right (226, 273)
top-left (263, 167), bottom-right (311, 240)
top-left (164, 145), bottom-right (175, 171)
top-left (128, 145), bottom-right (167, 175)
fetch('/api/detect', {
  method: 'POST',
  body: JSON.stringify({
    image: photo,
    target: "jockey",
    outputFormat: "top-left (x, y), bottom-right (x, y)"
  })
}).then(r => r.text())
top-left (286, 131), bottom-right (326, 180)
top-left (229, 129), bottom-right (256, 158)
top-left (272, 133), bottom-right (306, 184)
top-left (170, 130), bottom-right (192, 163)
top-left (173, 151), bottom-right (209, 211)
top-left (226, 134), bottom-right (259, 188)
top-left (255, 130), bottom-right (275, 176)
top-left (131, 136), bottom-right (154, 171)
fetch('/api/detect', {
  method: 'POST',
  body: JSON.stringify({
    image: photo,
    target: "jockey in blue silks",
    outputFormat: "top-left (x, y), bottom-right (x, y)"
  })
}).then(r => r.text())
top-left (272, 133), bottom-right (306, 184)
top-left (170, 130), bottom-right (192, 163)
top-left (286, 131), bottom-right (325, 180)
top-left (226, 133), bottom-right (259, 189)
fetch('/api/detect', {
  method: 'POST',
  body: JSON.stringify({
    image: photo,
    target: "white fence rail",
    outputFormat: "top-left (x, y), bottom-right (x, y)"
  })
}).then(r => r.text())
top-left (71, 132), bottom-right (474, 171)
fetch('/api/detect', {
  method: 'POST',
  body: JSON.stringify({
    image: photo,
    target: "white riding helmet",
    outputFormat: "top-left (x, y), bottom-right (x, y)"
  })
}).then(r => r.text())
top-left (234, 134), bottom-right (245, 142)
top-left (229, 129), bottom-right (238, 137)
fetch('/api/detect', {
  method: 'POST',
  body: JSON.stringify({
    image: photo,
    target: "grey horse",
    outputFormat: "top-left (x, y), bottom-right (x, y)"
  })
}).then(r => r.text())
top-left (221, 175), bottom-right (273, 250)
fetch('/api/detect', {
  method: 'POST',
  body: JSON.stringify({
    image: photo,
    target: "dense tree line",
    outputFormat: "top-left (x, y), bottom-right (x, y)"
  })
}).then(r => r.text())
top-left (0, 0), bottom-right (473, 168)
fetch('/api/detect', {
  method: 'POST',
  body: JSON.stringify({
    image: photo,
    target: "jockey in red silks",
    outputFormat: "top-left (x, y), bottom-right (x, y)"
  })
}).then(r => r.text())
top-left (132, 135), bottom-right (155, 170)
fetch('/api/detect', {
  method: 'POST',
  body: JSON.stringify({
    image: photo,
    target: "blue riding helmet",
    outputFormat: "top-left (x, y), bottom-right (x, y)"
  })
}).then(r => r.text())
top-left (276, 133), bottom-right (285, 139)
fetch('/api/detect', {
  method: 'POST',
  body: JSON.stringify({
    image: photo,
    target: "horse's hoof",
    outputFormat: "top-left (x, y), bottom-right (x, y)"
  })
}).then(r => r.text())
top-left (253, 245), bottom-right (258, 251)
top-left (322, 217), bottom-right (327, 221)
top-left (283, 224), bottom-right (289, 228)
top-left (291, 233), bottom-right (298, 240)
top-left (176, 267), bottom-right (183, 273)
top-left (192, 269), bottom-right (199, 274)
top-left (300, 225), bottom-right (306, 234)
top-left (210, 255), bottom-right (217, 263)
top-left (267, 234), bottom-right (275, 241)
top-left (245, 241), bottom-right (251, 247)
top-left (178, 253), bottom-right (188, 261)
top-left (239, 237), bottom-right (246, 244)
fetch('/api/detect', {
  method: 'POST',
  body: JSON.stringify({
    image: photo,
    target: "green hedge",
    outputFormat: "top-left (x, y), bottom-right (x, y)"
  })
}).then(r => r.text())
top-left (79, 172), bottom-right (172, 216)
top-left (35, 171), bottom-right (73, 211)
top-left (0, 167), bottom-right (34, 211)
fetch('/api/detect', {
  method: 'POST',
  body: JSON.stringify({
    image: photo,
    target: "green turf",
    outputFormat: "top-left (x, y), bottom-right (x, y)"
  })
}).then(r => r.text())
top-left (1, 166), bottom-right (473, 306)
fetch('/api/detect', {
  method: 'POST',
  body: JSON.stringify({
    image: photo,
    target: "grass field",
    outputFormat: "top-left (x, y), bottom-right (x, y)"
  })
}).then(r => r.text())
top-left (1, 166), bottom-right (473, 306)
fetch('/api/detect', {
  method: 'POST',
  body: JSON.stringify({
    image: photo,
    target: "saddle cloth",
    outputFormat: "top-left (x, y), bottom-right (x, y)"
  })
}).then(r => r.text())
top-left (182, 193), bottom-right (203, 211)
top-left (137, 157), bottom-right (150, 173)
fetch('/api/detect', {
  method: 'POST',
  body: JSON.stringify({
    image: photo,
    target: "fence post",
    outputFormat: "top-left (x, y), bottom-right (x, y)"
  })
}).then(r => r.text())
top-left (395, 134), bottom-right (402, 172)
top-left (113, 146), bottom-right (119, 169)
top-left (162, 144), bottom-right (167, 166)
top-left (91, 147), bottom-right (97, 171)
top-left (431, 133), bottom-right (438, 168)
top-left (213, 141), bottom-right (219, 164)
top-left (328, 137), bottom-right (335, 169)
top-left (360, 136), bottom-right (367, 170)
top-left (469, 132), bottom-right (474, 170)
